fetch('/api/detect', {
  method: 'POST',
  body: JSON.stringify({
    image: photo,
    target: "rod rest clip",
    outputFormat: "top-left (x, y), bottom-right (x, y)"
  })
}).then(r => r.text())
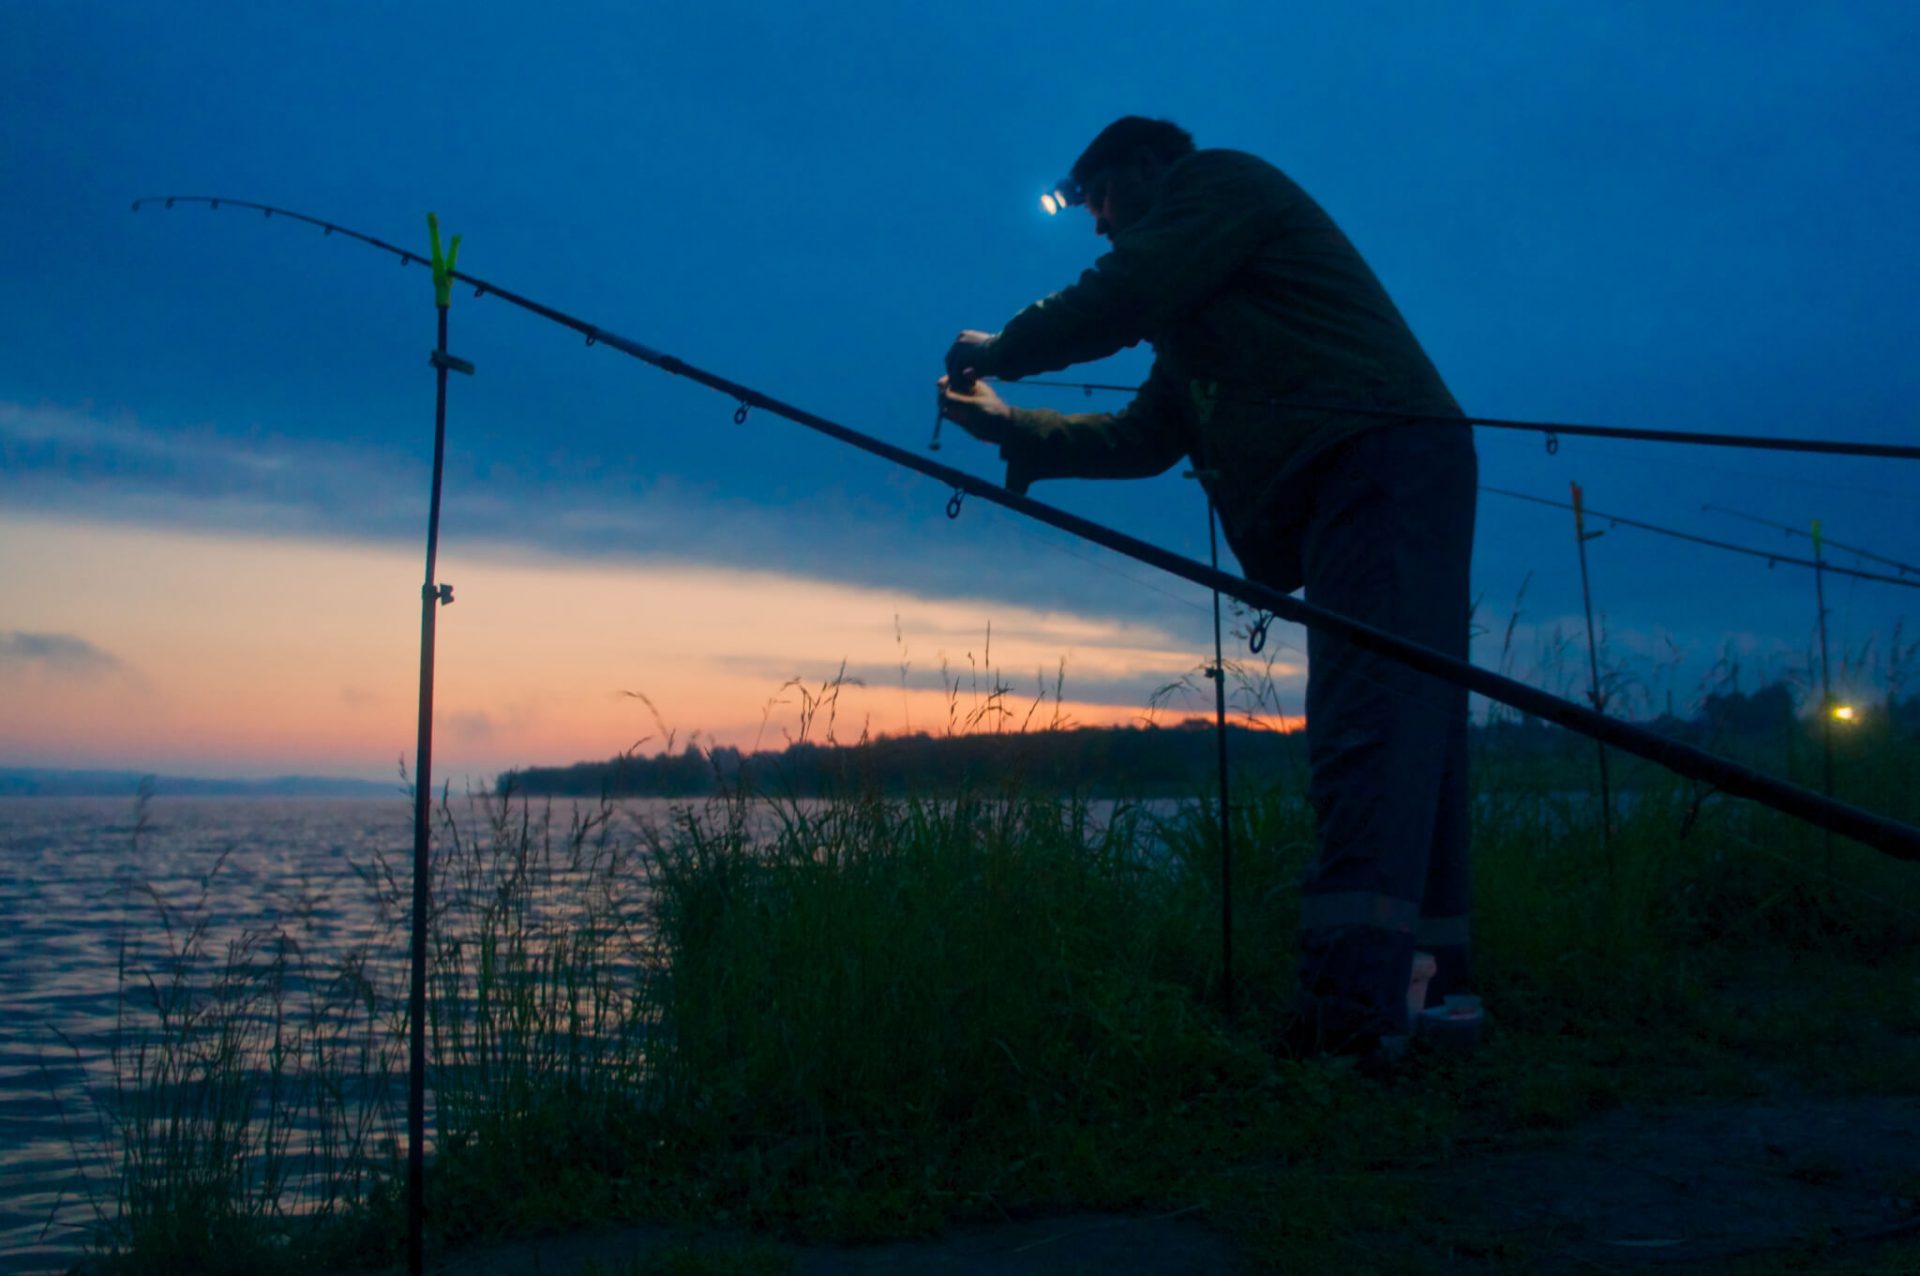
top-left (429, 350), bottom-right (475, 376)
top-left (425, 583), bottom-right (454, 606)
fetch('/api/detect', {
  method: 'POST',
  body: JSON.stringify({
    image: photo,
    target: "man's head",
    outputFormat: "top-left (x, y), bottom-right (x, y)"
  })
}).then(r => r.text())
top-left (1069, 116), bottom-right (1195, 237)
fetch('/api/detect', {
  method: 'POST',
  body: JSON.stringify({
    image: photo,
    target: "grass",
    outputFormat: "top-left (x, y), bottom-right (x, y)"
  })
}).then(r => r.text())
top-left (50, 783), bottom-right (407, 1275)
top-left (53, 669), bottom-right (1920, 1273)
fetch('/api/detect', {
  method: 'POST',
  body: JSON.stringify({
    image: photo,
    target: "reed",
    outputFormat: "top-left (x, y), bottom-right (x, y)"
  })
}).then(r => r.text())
top-left (58, 783), bottom-right (406, 1274)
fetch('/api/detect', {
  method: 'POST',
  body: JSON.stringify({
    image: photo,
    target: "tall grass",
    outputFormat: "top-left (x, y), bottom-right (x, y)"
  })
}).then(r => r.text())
top-left (635, 787), bottom-right (1270, 1232)
top-left (57, 785), bottom-right (407, 1274)
top-left (411, 791), bottom-right (659, 1239)
top-left (57, 642), bottom-right (1920, 1271)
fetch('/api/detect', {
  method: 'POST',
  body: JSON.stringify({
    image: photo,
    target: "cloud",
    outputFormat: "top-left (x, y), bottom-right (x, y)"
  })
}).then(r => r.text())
top-left (0, 400), bottom-right (421, 540)
top-left (0, 630), bottom-right (123, 678)
top-left (0, 400), bottom-right (1208, 632)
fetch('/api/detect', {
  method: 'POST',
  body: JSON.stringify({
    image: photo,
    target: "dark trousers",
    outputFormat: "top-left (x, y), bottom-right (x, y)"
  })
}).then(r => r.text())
top-left (1289, 423), bottom-right (1477, 1044)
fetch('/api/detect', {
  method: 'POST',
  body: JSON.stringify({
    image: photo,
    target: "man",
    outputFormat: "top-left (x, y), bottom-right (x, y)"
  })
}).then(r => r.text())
top-left (938, 116), bottom-right (1477, 1056)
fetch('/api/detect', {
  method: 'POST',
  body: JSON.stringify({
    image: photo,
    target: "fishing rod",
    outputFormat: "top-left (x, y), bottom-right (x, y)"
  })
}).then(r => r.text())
top-left (132, 195), bottom-right (1920, 864)
top-left (1483, 486), bottom-right (1920, 592)
top-left (1701, 504), bottom-right (1920, 579)
top-left (1010, 378), bottom-right (1920, 463)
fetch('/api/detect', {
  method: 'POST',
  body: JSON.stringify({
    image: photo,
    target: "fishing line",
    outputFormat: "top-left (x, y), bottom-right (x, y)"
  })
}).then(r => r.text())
top-left (927, 505), bottom-right (1231, 726)
top-left (1701, 504), bottom-right (1919, 579)
top-left (1006, 378), bottom-right (1920, 462)
top-left (131, 195), bottom-right (1920, 863)
top-left (1605, 452), bottom-right (1914, 507)
top-left (1719, 826), bottom-right (1920, 928)
top-left (987, 502), bottom-right (1214, 619)
top-left (1037, 532), bottom-right (1343, 730)
top-left (1482, 487), bottom-right (1920, 592)
top-left (1228, 484), bottom-right (1908, 724)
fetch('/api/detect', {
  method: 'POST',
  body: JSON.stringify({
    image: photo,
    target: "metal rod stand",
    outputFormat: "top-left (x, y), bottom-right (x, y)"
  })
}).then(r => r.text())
top-left (1813, 521), bottom-right (1835, 891)
top-left (408, 215), bottom-right (466, 1276)
top-left (1570, 483), bottom-right (1614, 880)
top-left (1188, 475), bottom-right (1235, 1017)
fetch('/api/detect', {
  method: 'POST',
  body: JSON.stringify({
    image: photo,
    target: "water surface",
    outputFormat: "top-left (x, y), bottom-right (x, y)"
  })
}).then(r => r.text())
top-left (0, 793), bottom-right (652, 1275)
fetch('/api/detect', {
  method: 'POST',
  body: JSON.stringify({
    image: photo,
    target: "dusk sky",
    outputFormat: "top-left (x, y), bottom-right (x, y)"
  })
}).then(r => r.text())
top-left (3, 3), bottom-right (1916, 783)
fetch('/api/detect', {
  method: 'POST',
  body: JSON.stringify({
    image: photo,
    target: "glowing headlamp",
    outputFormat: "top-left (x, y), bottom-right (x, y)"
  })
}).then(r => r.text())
top-left (1039, 176), bottom-right (1084, 216)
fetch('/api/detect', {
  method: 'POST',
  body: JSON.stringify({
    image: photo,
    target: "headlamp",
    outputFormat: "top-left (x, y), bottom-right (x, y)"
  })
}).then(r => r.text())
top-left (1039, 176), bottom-right (1084, 216)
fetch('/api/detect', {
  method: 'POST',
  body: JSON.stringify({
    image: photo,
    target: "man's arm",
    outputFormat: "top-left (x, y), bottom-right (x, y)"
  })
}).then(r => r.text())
top-left (972, 154), bottom-right (1271, 380)
top-left (996, 361), bottom-right (1187, 495)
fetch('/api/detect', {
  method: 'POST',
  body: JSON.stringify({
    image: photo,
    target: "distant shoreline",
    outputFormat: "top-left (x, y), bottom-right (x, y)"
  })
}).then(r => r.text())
top-left (0, 769), bottom-right (399, 799)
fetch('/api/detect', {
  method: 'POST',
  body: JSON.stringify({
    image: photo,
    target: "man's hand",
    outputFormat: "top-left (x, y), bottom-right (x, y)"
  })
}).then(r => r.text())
top-left (944, 330), bottom-right (996, 382)
top-left (937, 375), bottom-right (1014, 444)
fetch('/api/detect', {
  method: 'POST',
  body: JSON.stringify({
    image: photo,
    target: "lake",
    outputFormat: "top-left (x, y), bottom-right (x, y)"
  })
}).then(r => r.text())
top-left (0, 788), bottom-right (1195, 1274)
top-left (0, 793), bottom-right (670, 1276)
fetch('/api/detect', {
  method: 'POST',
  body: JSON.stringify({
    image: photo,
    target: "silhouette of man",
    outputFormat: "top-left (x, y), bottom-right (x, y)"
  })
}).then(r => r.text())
top-left (939, 116), bottom-right (1477, 1056)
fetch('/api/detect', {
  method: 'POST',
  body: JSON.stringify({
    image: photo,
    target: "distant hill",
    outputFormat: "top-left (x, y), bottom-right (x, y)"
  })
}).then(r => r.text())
top-left (0, 768), bottom-right (397, 798)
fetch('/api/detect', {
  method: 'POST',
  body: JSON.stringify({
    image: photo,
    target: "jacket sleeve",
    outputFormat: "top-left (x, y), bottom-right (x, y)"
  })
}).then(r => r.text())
top-left (999, 360), bottom-right (1187, 495)
top-left (977, 155), bottom-right (1271, 380)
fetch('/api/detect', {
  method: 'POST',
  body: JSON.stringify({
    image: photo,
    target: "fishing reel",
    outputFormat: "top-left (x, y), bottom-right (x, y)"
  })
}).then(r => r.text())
top-left (928, 368), bottom-right (977, 452)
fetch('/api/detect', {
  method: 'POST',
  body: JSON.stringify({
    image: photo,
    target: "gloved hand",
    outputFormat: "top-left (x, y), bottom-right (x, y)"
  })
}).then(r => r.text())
top-left (943, 330), bottom-right (997, 383)
top-left (936, 375), bottom-right (1014, 444)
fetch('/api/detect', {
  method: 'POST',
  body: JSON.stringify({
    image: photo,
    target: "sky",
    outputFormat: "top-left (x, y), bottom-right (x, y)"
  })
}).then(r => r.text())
top-left (2, 2), bottom-right (1916, 783)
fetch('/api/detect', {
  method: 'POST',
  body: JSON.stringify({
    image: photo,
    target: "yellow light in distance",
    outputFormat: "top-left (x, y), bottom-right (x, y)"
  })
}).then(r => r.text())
top-left (1833, 704), bottom-right (1856, 722)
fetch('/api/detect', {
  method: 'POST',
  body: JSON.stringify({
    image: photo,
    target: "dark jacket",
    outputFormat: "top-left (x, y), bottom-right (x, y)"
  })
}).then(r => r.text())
top-left (967, 148), bottom-right (1462, 591)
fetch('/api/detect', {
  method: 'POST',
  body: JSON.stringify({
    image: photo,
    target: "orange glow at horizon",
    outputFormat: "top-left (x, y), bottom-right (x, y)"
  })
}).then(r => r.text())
top-left (1, 515), bottom-right (1305, 781)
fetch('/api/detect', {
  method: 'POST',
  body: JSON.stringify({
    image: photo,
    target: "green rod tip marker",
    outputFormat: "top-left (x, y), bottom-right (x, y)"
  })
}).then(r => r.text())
top-left (427, 212), bottom-right (462, 308)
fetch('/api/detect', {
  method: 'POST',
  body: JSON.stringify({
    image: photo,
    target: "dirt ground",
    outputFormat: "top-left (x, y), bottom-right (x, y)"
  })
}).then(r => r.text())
top-left (438, 1210), bottom-right (1237, 1275)
top-left (431, 1092), bottom-right (1920, 1274)
top-left (1430, 1093), bottom-right (1920, 1271)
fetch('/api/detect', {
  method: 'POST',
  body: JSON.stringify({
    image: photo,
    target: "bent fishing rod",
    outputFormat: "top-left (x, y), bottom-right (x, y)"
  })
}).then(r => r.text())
top-left (133, 196), bottom-right (1920, 863)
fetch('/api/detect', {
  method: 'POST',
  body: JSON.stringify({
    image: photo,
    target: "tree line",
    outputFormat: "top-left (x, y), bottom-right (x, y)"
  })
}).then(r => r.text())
top-left (499, 682), bottom-right (1917, 798)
